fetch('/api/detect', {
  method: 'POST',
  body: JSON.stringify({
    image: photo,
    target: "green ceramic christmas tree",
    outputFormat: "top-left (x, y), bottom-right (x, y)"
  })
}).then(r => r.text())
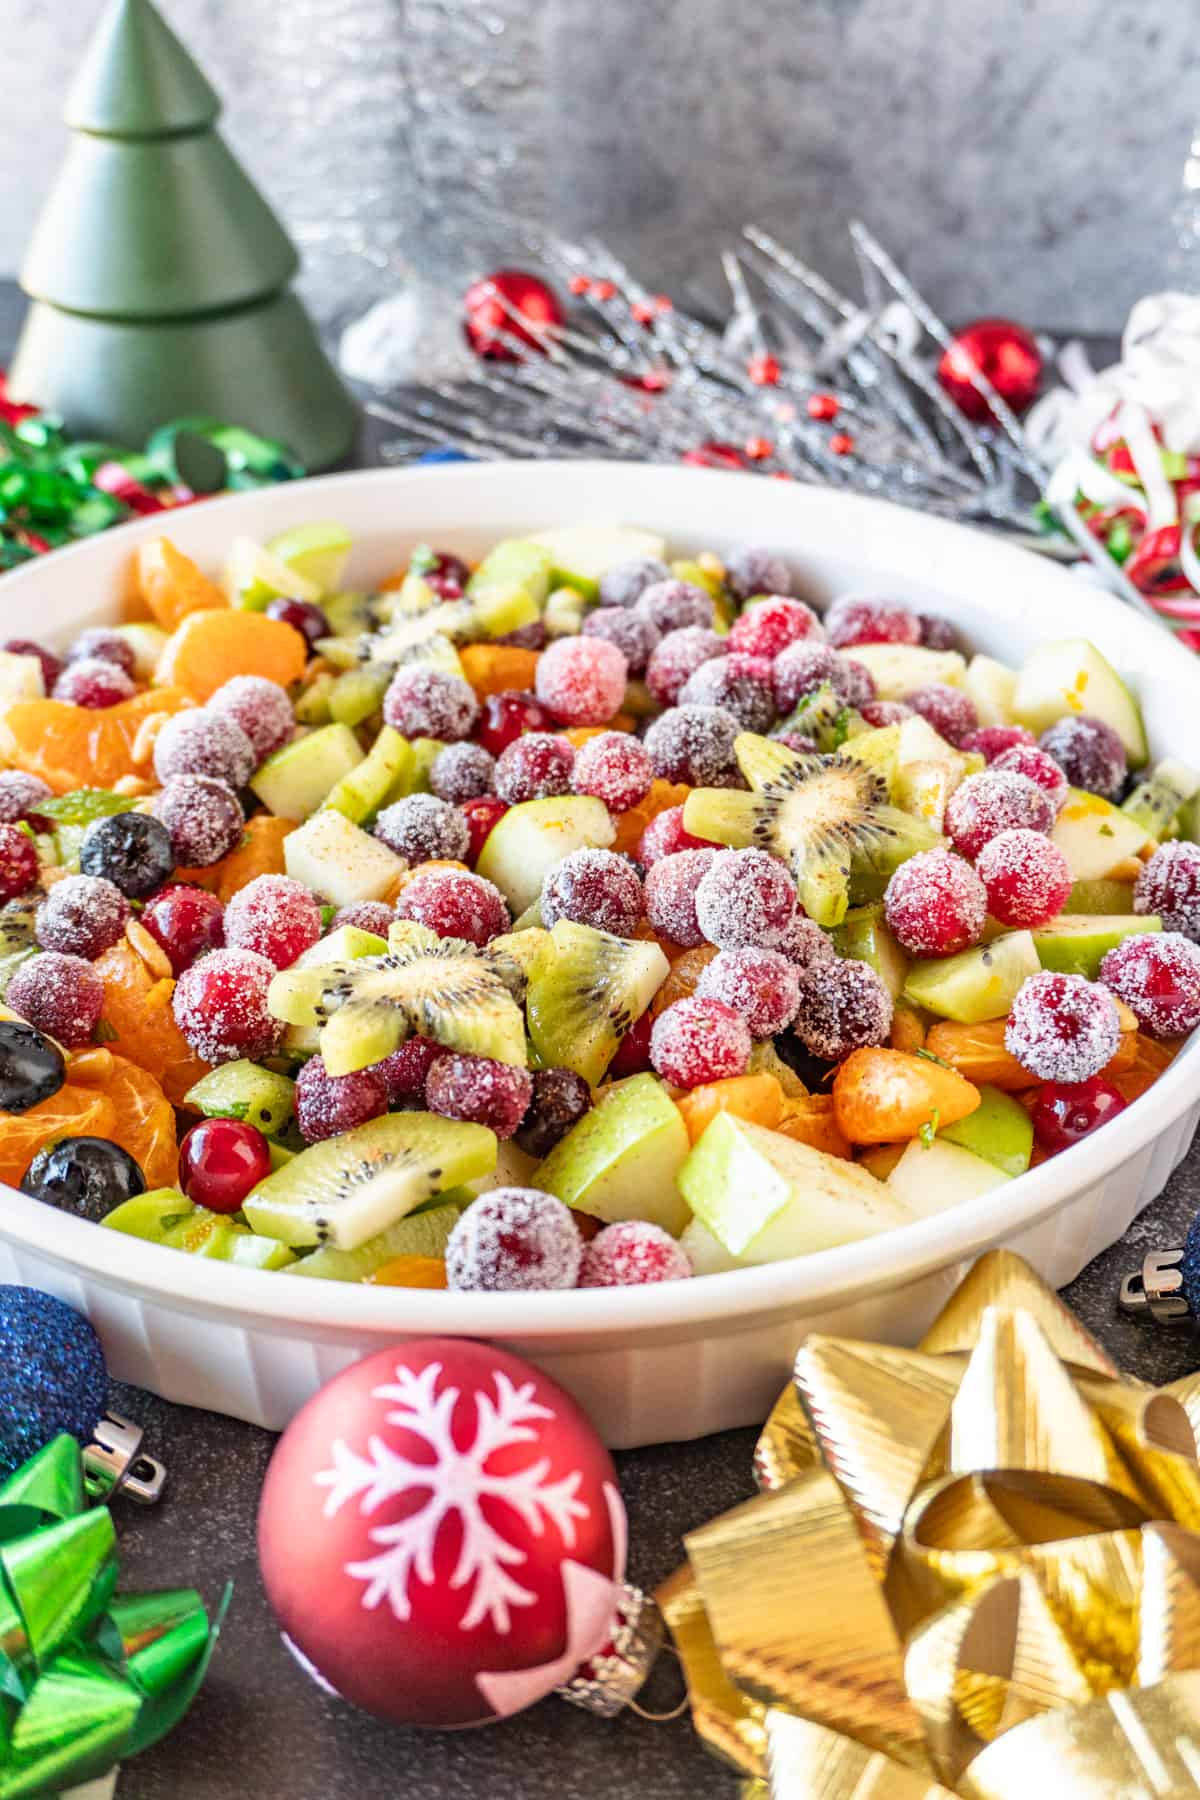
top-left (9, 0), bottom-right (358, 471)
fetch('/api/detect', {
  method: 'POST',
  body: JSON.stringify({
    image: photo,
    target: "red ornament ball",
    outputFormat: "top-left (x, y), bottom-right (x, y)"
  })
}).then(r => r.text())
top-left (258, 1339), bottom-right (626, 1729)
top-left (463, 269), bottom-right (565, 360)
top-left (936, 317), bottom-right (1043, 421)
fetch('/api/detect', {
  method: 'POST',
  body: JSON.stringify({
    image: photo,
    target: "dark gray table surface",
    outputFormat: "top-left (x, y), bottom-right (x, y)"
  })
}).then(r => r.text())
top-left (3, 284), bottom-right (1197, 1797)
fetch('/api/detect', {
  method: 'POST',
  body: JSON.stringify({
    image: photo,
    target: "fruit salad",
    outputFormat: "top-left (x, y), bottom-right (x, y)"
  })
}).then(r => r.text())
top-left (0, 519), bottom-right (1195, 1293)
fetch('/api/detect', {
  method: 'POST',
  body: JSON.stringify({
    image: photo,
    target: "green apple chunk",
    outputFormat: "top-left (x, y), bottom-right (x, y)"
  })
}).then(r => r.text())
top-left (938, 1084), bottom-right (1032, 1177)
top-left (886, 1137), bottom-right (1012, 1215)
top-left (466, 538), bottom-right (554, 607)
top-left (534, 1073), bottom-right (690, 1236)
top-left (251, 723), bottom-right (365, 820)
top-left (841, 643), bottom-right (966, 700)
top-left (266, 521), bottom-right (353, 596)
top-left (1051, 790), bottom-right (1154, 881)
top-left (831, 904), bottom-right (908, 998)
top-left (526, 524), bottom-right (667, 600)
top-left (1033, 913), bottom-right (1161, 978)
top-left (1065, 878), bottom-right (1136, 915)
top-left (963, 654), bottom-right (1017, 727)
top-left (321, 727), bottom-right (413, 825)
top-left (678, 1112), bottom-right (911, 1258)
top-left (901, 931), bottom-right (1040, 1024)
top-left (283, 810), bottom-right (403, 906)
top-left (1012, 639), bottom-right (1148, 766)
top-left (475, 795), bottom-right (615, 913)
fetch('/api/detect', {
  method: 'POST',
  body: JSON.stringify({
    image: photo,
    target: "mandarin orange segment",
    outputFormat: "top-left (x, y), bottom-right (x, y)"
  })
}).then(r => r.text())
top-left (0, 687), bottom-right (193, 794)
top-left (776, 1094), bottom-right (853, 1159)
top-left (923, 1019), bottom-right (1031, 1091)
top-left (135, 538), bottom-right (227, 631)
top-left (610, 779), bottom-right (692, 856)
top-left (652, 944), bottom-right (719, 1015)
top-left (364, 1255), bottom-right (449, 1288)
top-left (833, 1047), bottom-right (980, 1145)
top-left (857, 1142), bottom-right (908, 1181)
top-left (176, 814), bottom-right (297, 903)
top-left (70, 1052), bottom-right (179, 1188)
top-left (94, 938), bottom-right (211, 1105)
top-left (0, 1082), bottom-right (117, 1187)
top-left (676, 1073), bottom-right (783, 1144)
top-left (156, 609), bottom-right (307, 701)
top-left (459, 645), bottom-right (540, 699)
top-left (1111, 1033), bottom-right (1180, 1103)
top-left (890, 1002), bottom-right (927, 1056)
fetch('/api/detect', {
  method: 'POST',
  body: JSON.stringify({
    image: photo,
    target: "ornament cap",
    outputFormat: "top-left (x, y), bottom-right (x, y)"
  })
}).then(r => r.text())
top-left (1119, 1247), bottom-right (1192, 1326)
top-left (555, 1583), bottom-right (666, 1718)
top-left (83, 1411), bottom-right (166, 1507)
top-left (66, 0), bottom-right (220, 139)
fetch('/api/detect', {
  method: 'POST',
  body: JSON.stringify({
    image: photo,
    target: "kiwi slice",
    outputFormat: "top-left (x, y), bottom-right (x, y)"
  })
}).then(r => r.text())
top-left (775, 682), bottom-right (867, 753)
top-left (267, 921), bottom-right (527, 1076)
top-left (184, 1060), bottom-right (296, 1137)
top-left (526, 920), bottom-right (669, 1085)
top-left (0, 897), bottom-right (37, 998)
top-left (242, 1112), bottom-right (496, 1249)
top-left (288, 1197), bottom-right (461, 1280)
top-left (683, 732), bottom-right (942, 929)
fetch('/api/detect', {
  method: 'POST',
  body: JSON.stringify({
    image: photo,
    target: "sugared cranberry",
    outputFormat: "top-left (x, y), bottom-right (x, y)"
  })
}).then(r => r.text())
top-left (778, 912), bottom-right (838, 973)
top-left (725, 545), bottom-right (794, 601)
top-left (429, 741), bottom-right (496, 804)
top-left (694, 848), bottom-right (797, 951)
top-left (423, 549), bottom-right (472, 588)
top-left (374, 793), bottom-right (470, 863)
top-left (66, 627), bottom-right (136, 675)
top-left (644, 705), bottom-right (739, 786)
top-left (0, 824), bottom-right (38, 902)
top-left (572, 732), bottom-right (653, 813)
top-left (917, 612), bottom-right (958, 651)
top-left (1, 638), bottom-right (62, 693)
top-left (222, 875), bottom-right (321, 969)
top-left (152, 775), bottom-right (244, 869)
top-left (772, 643), bottom-right (875, 713)
top-left (493, 732), bottom-right (575, 804)
top-left (541, 848), bottom-right (643, 936)
top-left (0, 771), bottom-right (52, 825)
top-left (207, 675), bottom-right (294, 761)
top-left (375, 1035), bottom-right (446, 1102)
top-left (178, 1117), bottom-right (271, 1213)
top-left (513, 1066), bottom-right (592, 1158)
top-left (1134, 842), bottom-right (1200, 941)
top-left (1038, 715), bottom-right (1127, 801)
top-left (681, 653), bottom-right (777, 733)
top-left (644, 848), bottom-right (717, 947)
top-left (635, 580), bottom-right (714, 635)
top-left (1099, 931), bottom-right (1200, 1038)
top-left (265, 597), bottom-right (331, 650)
top-left (53, 658), bottom-right (136, 708)
top-left (945, 770), bottom-right (1056, 860)
top-left (7, 952), bottom-right (104, 1048)
top-left (476, 690), bottom-right (553, 757)
top-left (859, 700), bottom-right (912, 728)
top-left (645, 628), bottom-right (726, 707)
top-left (728, 596), bottom-right (822, 660)
top-left (425, 1053), bottom-right (533, 1139)
top-left (1006, 970), bottom-right (1121, 1081)
top-left (140, 884), bottom-right (226, 974)
top-left (535, 635), bottom-right (627, 726)
top-left (976, 828), bottom-right (1071, 928)
top-left (460, 795), bottom-right (509, 864)
top-left (607, 1006), bottom-right (653, 1077)
top-left (885, 848), bottom-right (987, 956)
top-left (905, 682), bottom-right (978, 746)
top-left (331, 901), bottom-right (395, 937)
top-left (394, 868), bottom-right (510, 945)
top-left (172, 947), bottom-right (284, 1063)
top-left (793, 957), bottom-right (893, 1059)
top-left (579, 1219), bottom-right (692, 1286)
top-left (824, 597), bottom-right (921, 648)
top-left (1032, 1076), bottom-right (1128, 1153)
top-left (650, 996), bottom-right (752, 1086)
top-left (638, 805), bottom-right (717, 866)
top-left (153, 708), bottom-right (256, 788)
top-left (294, 1053), bottom-right (389, 1142)
top-left (36, 874), bottom-right (129, 958)
top-left (959, 724), bottom-right (1037, 761)
top-left (598, 556), bottom-right (672, 609)
top-left (446, 1187), bottom-right (582, 1292)
top-left (581, 608), bottom-right (660, 676)
top-left (991, 744), bottom-right (1069, 812)
top-left (697, 945), bottom-right (801, 1036)
top-left (382, 665), bottom-right (478, 742)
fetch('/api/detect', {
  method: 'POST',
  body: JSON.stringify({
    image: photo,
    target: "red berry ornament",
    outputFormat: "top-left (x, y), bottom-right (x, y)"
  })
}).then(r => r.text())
top-left (937, 317), bottom-right (1042, 421)
top-left (179, 1116), bottom-right (272, 1212)
top-left (463, 269), bottom-right (565, 360)
top-left (258, 1340), bottom-right (626, 1727)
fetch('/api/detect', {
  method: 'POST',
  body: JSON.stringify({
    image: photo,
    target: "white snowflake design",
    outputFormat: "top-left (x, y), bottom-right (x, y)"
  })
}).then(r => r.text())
top-left (314, 1361), bottom-right (590, 1634)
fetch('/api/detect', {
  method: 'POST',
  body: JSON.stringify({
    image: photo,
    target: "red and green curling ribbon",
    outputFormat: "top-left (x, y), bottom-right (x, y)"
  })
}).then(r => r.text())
top-left (0, 1433), bottom-right (225, 1797)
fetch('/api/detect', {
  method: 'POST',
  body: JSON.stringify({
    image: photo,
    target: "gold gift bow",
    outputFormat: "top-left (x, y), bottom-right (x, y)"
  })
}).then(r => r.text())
top-left (660, 1250), bottom-right (1200, 1799)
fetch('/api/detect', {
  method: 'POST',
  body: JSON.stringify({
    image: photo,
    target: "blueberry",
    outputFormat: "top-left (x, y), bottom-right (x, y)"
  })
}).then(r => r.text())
top-left (0, 1020), bottom-right (65, 1113)
top-left (21, 1136), bottom-right (146, 1222)
top-left (79, 812), bottom-right (175, 897)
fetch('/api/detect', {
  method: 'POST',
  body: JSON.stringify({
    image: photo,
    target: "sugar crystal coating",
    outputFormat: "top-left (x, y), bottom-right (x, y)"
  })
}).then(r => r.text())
top-left (725, 545), bottom-right (794, 601)
top-left (694, 848), bottom-right (797, 951)
top-left (7, 953), bottom-right (104, 1048)
top-left (428, 741), bottom-right (496, 803)
top-left (35, 874), bottom-right (128, 957)
top-left (645, 627), bottom-right (726, 706)
top-left (635, 579), bottom-right (714, 635)
top-left (1099, 931), bottom-right (1200, 1038)
top-left (222, 874), bottom-right (322, 968)
top-left (644, 704), bottom-right (739, 785)
top-left (680, 654), bottom-right (776, 732)
top-left (383, 664), bottom-right (479, 741)
top-left (1134, 842), bottom-right (1200, 941)
top-left (426, 1053), bottom-right (533, 1139)
top-left (1006, 970), bottom-right (1121, 1081)
top-left (514, 1066), bottom-right (592, 1158)
top-left (152, 708), bottom-right (255, 788)
top-left (824, 596), bottom-right (921, 648)
top-left (728, 596), bottom-right (822, 659)
top-left (598, 556), bottom-right (671, 609)
top-left (776, 912), bottom-right (838, 972)
top-left (650, 995), bottom-right (752, 1086)
top-left (535, 634), bottom-right (627, 726)
top-left (638, 805), bottom-right (716, 866)
top-left (885, 848), bottom-right (987, 956)
top-left (960, 724), bottom-right (1036, 761)
top-left (172, 946), bottom-right (283, 1064)
top-left (793, 957), bottom-right (894, 1060)
top-left (1038, 715), bottom-right (1127, 801)
top-left (331, 901), bottom-right (394, 936)
top-left (990, 743), bottom-right (1069, 811)
top-left (374, 792), bottom-right (470, 863)
top-left (0, 772), bottom-right (52, 824)
top-left (571, 731), bottom-right (653, 812)
top-left (541, 848), bottom-right (643, 936)
top-left (493, 732), bottom-right (575, 804)
top-left (581, 606), bottom-right (660, 675)
top-left (152, 775), bottom-right (244, 868)
top-left (53, 657), bottom-right (136, 708)
top-left (975, 827), bottom-right (1071, 928)
top-left (446, 1187), bottom-right (582, 1292)
top-left (294, 1053), bottom-right (389, 1143)
top-left (917, 612), bottom-right (958, 651)
top-left (394, 868), bottom-right (510, 946)
top-left (644, 848), bottom-right (718, 947)
top-left (905, 683), bottom-right (978, 747)
top-left (579, 1220), bottom-right (693, 1286)
top-left (207, 675), bottom-right (295, 761)
top-left (67, 628), bottom-right (136, 674)
top-left (945, 769), bottom-right (1056, 860)
top-left (772, 642), bottom-right (875, 712)
top-left (697, 945), bottom-right (801, 1036)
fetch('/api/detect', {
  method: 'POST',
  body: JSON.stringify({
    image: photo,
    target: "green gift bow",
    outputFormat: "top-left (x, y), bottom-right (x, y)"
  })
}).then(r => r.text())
top-left (0, 1434), bottom-right (226, 1799)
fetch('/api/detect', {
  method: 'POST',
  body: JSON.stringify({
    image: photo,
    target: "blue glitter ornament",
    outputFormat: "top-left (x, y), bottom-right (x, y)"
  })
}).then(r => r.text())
top-left (416, 447), bottom-right (473, 465)
top-left (0, 1285), bottom-right (109, 1478)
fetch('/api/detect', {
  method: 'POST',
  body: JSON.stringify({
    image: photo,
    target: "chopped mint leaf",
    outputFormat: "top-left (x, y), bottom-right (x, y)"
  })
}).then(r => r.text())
top-left (39, 788), bottom-right (137, 826)
top-left (918, 1108), bottom-right (940, 1149)
top-left (1098, 823), bottom-right (1114, 838)
top-left (408, 543), bottom-right (437, 576)
top-left (320, 904), bottom-right (337, 929)
top-left (916, 1047), bottom-right (953, 1070)
top-left (93, 1020), bottom-right (119, 1043)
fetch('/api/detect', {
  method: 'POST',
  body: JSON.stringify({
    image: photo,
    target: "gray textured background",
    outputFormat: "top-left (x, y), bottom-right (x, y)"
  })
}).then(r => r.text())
top-left (3, 0), bottom-right (1197, 333)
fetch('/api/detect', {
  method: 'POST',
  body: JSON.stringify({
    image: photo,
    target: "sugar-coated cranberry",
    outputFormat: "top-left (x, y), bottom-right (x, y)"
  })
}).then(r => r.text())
top-left (152, 708), bottom-right (255, 788)
top-left (917, 612), bottom-right (958, 651)
top-left (513, 1066), bottom-right (592, 1158)
top-left (1006, 970), bottom-right (1121, 1080)
top-left (140, 884), bottom-right (226, 974)
top-left (990, 744), bottom-right (1068, 812)
top-left (374, 793), bottom-right (470, 863)
top-left (635, 579), bottom-right (714, 635)
top-left (1038, 715), bottom-right (1127, 801)
top-left (172, 947), bottom-right (284, 1064)
top-left (375, 1035), bottom-right (445, 1102)
top-left (598, 556), bottom-right (672, 609)
top-left (1, 638), bottom-right (62, 693)
top-left (424, 549), bottom-right (472, 588)
top-left (638, 805), bottom-right (717, 866)
top-left (905, 682), bottom-right (978, 746)
top-left (541, 848), bottom-right (643, 936)
top-left (579, 1220), bottom-right (693, 1286)
top-left (571, 731), bottom-right (653, 812)
top-left (476, 690), bottom-right (553, 757)
top-left (80, 812), bottom-right (175, 898)
top-left (728, 596), bottom-right (822, 660)
top-left (645, 627), bottom-right (726, 707)
top-left (178, 1117), bottom-right (272, 1212)
top-left (945, 769), bottom-right (1056, 860)
top-left (382, 665), bottom-right (478, 741)
top-left (67, 627), bottom-right (136, 675)
top-left (694, 848), bottom-right (797, 951)
top-left (331, 901), bottom-right (395, 937)
top-left (680, 653), bottom-right (776, 733)
top-left (152, 775), bottom-right (244, 868)
top-left (697, 945), bottom-right (801, 1036)
top-left (493, 732), bottom-right (575, 804)
top-left (7, 952), bottom-right (103, 1048)
top-left (793, 957), bottom-right (893, 1059)
top-left (0, 771), bottom-right (52, 825)
top-left (607, 1006), bottom-right (653, 1077)
top-left (825, 597), bottom-right (921, 648)
top-left (1135, 842), bottom-right (1200, 941)
top-left (394, 867), bottom-right (509, 945)
top-left (1032, 1076), bottom-right (1128, 1153)
top-left (859, 700), bottom-right (912, 728)
top-left (644, 848), bottom-right (717, 948)
top-left (772, 643), bottom-right (875, 713)
top-left (223, 874), bottom-right (321, 969)
top-left (0, 1018), bottom-right (65, 1114)
top-left (1100, 931), bottom-right (1200, 1037)
top-left (429, 741), bottom-right (496, 803)
top-left (885, 848), bottom-right (987, 956)
top-left (21, 1136), bottom-right (144, 1222)
top-left (772, 730), bottom-right (819, 755)
top-left (0, 824), bottom-right (39, 903)
top-left (644, 705), bottom-right (739, 786)
top-left (294, 1053), bottom-right (390, 1143)
top-left (446, 1187), bottom-right (582, 1292)
top-left (582, 607), bottom-right (660, 676)
top-left (975, 828), bottom-right (1071, 928)
top-left (725, 545), bottom-right (794, 601)
top-left (53, 657), bottom-right (136, 708)
top-left (460, 795), bottom-right (509, 864)
top-left (426, 1053), bottom-right (534, 1139)
top-left (265, 597), bottom-right (330, 649)
top-left (777, 913), bottom-right (838, 972)
top-left (36, 874), bottom-right (129, 959)
top-left (650, 995), bottom-right (752, 1086)
top-left (207, 675), bottom-right (295, 761)
top-left (535, 635), bottom-right (628, 726)
top-left (959, 724), bottom-right (1037, 761)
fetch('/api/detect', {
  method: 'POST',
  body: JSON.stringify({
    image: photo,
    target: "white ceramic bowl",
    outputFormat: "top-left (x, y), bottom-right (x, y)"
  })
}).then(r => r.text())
top-left (1, 462), bottom-right (1196, 1446)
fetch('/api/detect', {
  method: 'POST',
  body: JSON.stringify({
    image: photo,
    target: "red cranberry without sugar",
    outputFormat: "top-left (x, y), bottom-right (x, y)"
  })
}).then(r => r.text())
top-left (140, 884), bottom-right (226, 974)
top-left (0, 824), bottom-right (38, 903)
top-left (607, 1006), bottom-right (653, 1077)
top-left (460, 795), bottom-right (509, 864)
top-left (265, 597), bottom-right (331, 650)
top-left (178, 1117), bottom-right (272, 1213)
top-left (476, 690), bottom-right (553, 758)
top-left (1, 638), bottom-right (62, 692)
top-left (1032, 1077), bottom-right (1127, 1154)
